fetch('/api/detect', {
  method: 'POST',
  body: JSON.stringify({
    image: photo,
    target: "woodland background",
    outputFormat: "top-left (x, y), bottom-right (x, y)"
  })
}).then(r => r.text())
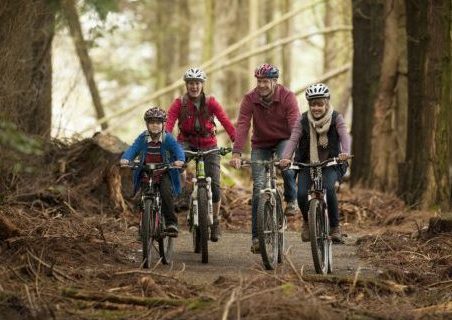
top-left (1, 0), bottom-right (451, 210)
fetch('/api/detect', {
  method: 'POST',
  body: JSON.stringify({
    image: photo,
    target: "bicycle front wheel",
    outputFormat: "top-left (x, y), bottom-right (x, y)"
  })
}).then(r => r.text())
top-left (158, 215), bottom-right (174, 265)
top-left (257, 193), bottom-right (278, 270)
top-left (308, 198), bottom-right (329, 274)
top-left (275, 191), bottom-right (285, 264)
top-left (142, 199), bottom-right (154, 269)
top-left (197, 187), bottom-right (209, 264)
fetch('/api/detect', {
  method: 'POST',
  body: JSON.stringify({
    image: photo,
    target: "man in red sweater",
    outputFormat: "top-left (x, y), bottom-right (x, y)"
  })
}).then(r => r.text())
top-left (229, 63), bottom-right (300, 253)
top-left (166, 67), bottom-right (236, 242)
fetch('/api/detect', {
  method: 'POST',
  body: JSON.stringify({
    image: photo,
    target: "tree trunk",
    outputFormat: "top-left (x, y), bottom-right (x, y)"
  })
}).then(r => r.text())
top-left (176, 0), bottom-right (190, 98)
top-left (264, 0), bottom-right (277, 63)
top-left (280, 0), bottom-right (292, 88)
top-left (248, 0), bottom-right (259, 88)
top-left (350, 0), bottom-right (385, 186)
top-left (400, 0), bottom-right (451, 210)
top-left (0, 0), bottom-right (54, 139)
top-left (324, 0), bottom-right (352, 115)
top-left (369, 0), bottom-right (400, 191)
top-left (61, 0), bottom-right (107, 130)
top-left (217, 0), bottom-right (248, 118)
top-left (155, 0), bottom-right (177, 107)
top-left (203, 0), bottom-right (215, 92)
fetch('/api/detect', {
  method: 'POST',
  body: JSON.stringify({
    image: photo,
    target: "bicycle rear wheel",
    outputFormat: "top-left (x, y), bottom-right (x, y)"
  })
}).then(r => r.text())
top-left (197, 187), bottom-right (209, 264)
top-left (257, 193), bottom-right (278, 270)
top-left (158, 215), bottom-right (174, 265)
top-left (308, 198), bottom-right (329, 274)
top-left (142, 199), bottom-right (154, 269)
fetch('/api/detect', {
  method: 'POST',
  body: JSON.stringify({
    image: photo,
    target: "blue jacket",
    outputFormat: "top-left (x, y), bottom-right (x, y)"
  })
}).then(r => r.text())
top-left (121, 131), bottom-right (185, 195)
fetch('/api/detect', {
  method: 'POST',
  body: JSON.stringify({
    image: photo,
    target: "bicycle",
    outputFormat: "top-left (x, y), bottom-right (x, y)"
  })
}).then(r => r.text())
top-left (241, 157), bottom-right (286, 270)
top-left (185, 147), bottom-right (232, 264)
top-left (123, 162), bottom-right (175, 268)
top-left (290, 157), bottom-right (351, 274)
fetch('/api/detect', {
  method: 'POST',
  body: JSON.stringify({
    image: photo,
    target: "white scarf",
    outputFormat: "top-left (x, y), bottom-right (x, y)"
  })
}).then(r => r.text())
top-left (307, 106), bottom-right (333, 163)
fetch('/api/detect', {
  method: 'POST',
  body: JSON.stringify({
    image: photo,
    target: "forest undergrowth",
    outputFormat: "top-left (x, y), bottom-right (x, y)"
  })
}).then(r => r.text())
top-left (0, 135), bottom-right (450, 319)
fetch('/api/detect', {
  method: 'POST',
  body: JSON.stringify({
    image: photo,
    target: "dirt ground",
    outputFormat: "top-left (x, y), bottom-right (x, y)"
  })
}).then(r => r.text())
top-left (0, 138), bottom-right (451, 319)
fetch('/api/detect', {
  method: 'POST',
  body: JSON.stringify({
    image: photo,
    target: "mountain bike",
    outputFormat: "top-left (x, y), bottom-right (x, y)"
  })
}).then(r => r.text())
top-left (185, 147), bottom-right (232, 264)
top-left (124, 162), bottom-right (175, 268)
top-left (291, 157), bottom-right (351, 274)
top-left (242, 157), bottom-right (286, 270)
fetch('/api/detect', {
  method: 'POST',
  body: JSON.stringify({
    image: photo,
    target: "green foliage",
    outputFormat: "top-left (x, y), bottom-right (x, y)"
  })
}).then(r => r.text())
top-left (83, 0), bottom-right (119, 20)
top-left (0, 121), bottom-right (43, 156)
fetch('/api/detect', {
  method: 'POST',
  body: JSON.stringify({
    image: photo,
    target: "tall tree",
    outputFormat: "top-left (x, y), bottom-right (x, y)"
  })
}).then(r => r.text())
top-left (400, 0), bottom-right (451, 209)
top-left (280, 0), bottom-right (293, 87)
top-left (203, 0), bottom-right (215, 92)
top-left (177, 0), bottom-right (190, 97)
top-left (155, 0), bottom-right (177, 107)
top-left (263, 0), bottom-right (277, 63)
top-left (324, 0), bottom-right (352, 114)
top-left (61, 0), bottom-right (108, 130)
top-left (350, 0), bottom-right (385, 186)
top-left (368, 0), bottom-right (401, 191)
top-left (0, 0), bottom-right (55, 139)
top-left (217, 0), bottom-right (249, 115)
top-left (248, 0), bottom-right (259, 88)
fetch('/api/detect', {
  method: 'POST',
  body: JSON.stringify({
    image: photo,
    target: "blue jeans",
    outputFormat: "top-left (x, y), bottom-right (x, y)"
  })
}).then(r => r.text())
top-left (297, 166), bottom-right (341, 228)
top-left (251, 140), bottom-right (297, 239)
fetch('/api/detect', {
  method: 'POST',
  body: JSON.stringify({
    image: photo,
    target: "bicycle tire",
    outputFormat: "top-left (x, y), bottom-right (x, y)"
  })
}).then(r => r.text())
top-left (192, 227), bottom-right (201, 253)
top-left (197, 187), bottom-right (209, 264)
top-left (308, 199), bottom-right (328, 274)
top-left (275, 190), bottom-right (285, 264)
top-left (257, 193), bottom-right (278, 270)
top-left (142, 199), bottom-right (154, 269)
top-left (158, 215), bottom-right (174, 265)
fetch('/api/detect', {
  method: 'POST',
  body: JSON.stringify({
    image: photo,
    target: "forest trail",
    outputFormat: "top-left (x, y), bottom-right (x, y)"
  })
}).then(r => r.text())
top-left (138, 229), bottom-right (370, 285)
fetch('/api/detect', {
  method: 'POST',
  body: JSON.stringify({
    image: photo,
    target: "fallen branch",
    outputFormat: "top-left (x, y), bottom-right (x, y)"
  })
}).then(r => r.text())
top-left (412, 301), bottom-right (452, 314)
top-left (62, 288), bottom-right (212, 309)
top-left (300, 274), bottom-right (413, 294)
top-left (26, 250), bottom-right (76, 282)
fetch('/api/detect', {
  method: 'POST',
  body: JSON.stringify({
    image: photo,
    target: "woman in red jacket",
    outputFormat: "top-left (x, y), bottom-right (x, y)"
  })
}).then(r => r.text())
top-left (166, 67), bottom-right (236, 242)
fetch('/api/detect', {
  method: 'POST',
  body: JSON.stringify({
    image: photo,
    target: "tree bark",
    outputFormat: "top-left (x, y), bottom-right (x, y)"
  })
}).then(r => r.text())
top-left (155, 0), bottom-right (177, 107)
top-left (248, 0), bottom-right (259, 88)
top-left (369, 0), bottom-right (400, 191)
top-left (324, 0), bottom-right (352, 115)
top-left (203, 0), bottom-right (215, 92)
top-left (350, 0), bottom-right (385, 186)
top-left (61, 0), bottom-right (107, 130)
top-left (400, 0), bottom-right (451, 210)
top-left (280, 0), bottom-right (293, 88)
top-left (0, 0), bottom-right (54, 139)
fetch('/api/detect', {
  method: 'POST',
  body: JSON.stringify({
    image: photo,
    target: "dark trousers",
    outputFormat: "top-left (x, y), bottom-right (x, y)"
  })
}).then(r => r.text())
top-left (141, 173), bottom-right (177, 226)
top-left (297, 166), bottom-right (341, 228)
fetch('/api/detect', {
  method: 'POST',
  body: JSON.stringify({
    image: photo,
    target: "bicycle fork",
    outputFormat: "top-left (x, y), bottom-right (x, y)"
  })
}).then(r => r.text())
top-left (188, 177), bottom-right (214, 228)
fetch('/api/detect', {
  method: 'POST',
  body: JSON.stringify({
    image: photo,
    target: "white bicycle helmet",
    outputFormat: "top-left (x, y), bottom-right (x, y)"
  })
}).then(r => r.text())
top-left (183, 67), bottom-right (207, 82)
top-left (305, 83), bottom-right (330, 100)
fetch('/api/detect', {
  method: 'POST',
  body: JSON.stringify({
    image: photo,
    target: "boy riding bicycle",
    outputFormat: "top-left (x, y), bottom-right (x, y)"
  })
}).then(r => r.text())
top-left (120, 107), bottom-right (185, 236)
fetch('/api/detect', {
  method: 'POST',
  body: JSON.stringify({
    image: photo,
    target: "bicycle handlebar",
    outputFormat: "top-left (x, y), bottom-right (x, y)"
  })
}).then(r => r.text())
top-left (184, 147), bottom-right (232, 157)
top-left (290, 155), bottom-right (353, 170)
top-left (240, 159), bottom-right (280, 167)
top-left (120, 161), bottom-right (176, 171)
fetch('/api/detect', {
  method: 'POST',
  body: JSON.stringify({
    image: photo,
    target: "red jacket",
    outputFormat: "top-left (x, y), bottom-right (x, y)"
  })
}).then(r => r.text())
top-left (166, 94), bottom-right (236, 149)
top-left (233, 84), bottom-right (300, 154)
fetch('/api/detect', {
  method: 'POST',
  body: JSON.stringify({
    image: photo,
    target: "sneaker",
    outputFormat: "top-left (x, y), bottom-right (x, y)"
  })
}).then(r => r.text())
top-left (250, 238), bottom-right (260, 254)
top-left (165, 224), bottom-right (179, 237)
top-left (301, 222), bottom-right (310, 242)
top-left (284, 201), bottom-right (298, 216)
top-left (330, 226), bottom-right (343, 243)
top-left (210, 219), bottom-right (221, 242)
